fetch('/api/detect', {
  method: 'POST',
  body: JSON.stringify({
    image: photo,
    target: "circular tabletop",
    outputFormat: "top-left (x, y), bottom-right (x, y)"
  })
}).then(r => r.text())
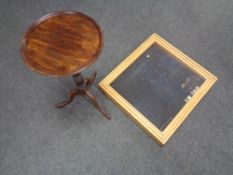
top-left (20, 11), bottom-right (103, 77)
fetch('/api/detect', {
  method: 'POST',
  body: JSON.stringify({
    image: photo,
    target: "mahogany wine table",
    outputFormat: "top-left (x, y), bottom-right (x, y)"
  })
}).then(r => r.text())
top-left (20, 11), bottom-right (110, 119)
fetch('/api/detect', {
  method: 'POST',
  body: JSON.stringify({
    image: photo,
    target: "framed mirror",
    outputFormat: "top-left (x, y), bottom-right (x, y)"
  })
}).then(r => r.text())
top-left (99, 33), bottom-right (217, 145)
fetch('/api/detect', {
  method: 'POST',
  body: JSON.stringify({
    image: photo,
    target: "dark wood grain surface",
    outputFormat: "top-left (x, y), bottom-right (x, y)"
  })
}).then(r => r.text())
top-left (20, 11), bottom-right (103, 77)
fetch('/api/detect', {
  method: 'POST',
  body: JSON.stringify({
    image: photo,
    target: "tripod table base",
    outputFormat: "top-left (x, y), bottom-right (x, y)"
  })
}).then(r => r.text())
top-left (56, 71), bottom-right (111, 120)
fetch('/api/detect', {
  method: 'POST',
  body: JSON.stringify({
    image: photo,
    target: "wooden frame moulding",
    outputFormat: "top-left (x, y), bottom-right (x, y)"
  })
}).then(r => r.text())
top-left (99, 33), bottom-right (217, 145)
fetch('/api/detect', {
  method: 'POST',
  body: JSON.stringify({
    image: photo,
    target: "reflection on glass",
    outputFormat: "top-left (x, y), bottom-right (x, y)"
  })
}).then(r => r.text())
top-left (111, 44), bottom-right (204, 130)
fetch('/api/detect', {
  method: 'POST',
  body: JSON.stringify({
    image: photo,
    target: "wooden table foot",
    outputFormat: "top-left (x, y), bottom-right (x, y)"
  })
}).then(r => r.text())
top-left (84, 89), bottom-right (111, 120)
top-left (56, 72), bottom-right (111, 120)
top-left (55, 88), bottom-right (81, 108)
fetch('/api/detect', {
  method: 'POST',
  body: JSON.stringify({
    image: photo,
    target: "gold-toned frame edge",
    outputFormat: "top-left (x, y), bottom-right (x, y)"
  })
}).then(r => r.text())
top-left (99, 33), bottom-right (217, 145)
top-left (100, 84), bottom-right (164, 145)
